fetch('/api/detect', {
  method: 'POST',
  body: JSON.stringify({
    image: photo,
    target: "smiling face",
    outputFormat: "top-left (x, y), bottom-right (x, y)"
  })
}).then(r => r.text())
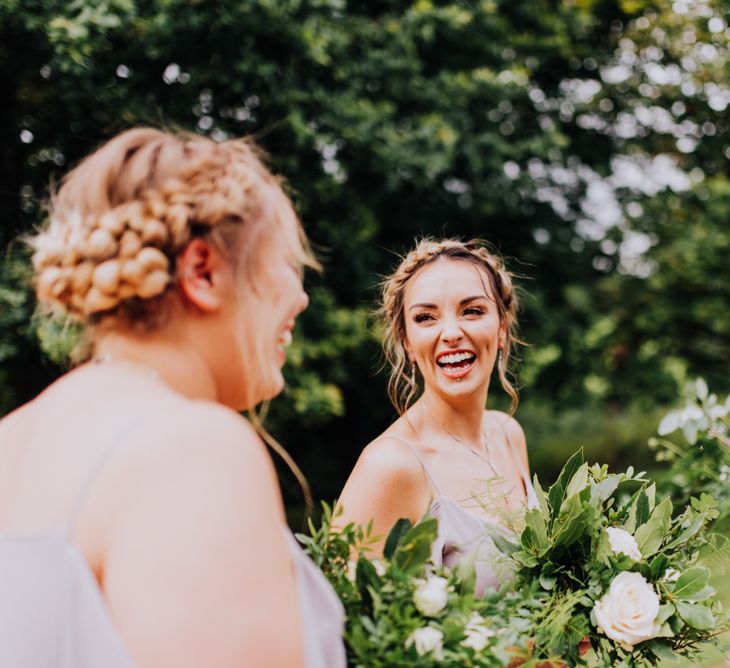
top-left (243, 203), bottom-right (310, 405)
top-left (402, 257), bottom-right (505, 404)
top-left (210, 189), bottom-right (311, 411)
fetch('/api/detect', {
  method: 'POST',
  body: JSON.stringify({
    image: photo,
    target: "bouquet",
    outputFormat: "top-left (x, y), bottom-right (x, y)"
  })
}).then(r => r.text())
top-left (300, 504), bottom-right (560, 667)
top-left (497, 448), bottom-right (728, 666)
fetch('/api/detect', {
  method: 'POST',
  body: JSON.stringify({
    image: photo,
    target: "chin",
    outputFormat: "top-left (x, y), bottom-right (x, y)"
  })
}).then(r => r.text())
top-left (260, 371), bottom-right (286, 403)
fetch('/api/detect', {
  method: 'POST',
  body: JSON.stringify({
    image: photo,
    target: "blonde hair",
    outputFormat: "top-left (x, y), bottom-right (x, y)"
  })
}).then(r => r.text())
top-left (30, 127), bottom-right (317, 321)
top-left (28, 127), bottom-right (317, 507)
top-left (380, 238), bottom-right (521, 415)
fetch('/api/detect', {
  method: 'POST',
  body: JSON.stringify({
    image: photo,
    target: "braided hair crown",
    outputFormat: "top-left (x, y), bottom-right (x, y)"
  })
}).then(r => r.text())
top-left (30, 127), bottom-right (288, 321)
top-left (379, 238), bottom-right (520, 415)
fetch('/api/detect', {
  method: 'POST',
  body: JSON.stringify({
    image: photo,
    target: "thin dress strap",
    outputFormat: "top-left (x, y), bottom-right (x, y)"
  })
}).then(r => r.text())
top-left (64, 409), bottom-right (160, 538)
top-left (376, 433), bottom-right (443, 496)
top-left (491, 416), bottom-right (540, 509)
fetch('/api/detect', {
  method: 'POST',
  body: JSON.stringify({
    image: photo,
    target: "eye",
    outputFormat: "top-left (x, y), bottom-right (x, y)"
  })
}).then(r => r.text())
top-left (414, 313), bottom-right (435, 323)
top-left (289, 260), bottom-right (304, 280)
top-left (463, 306), bottom-right (485, 316)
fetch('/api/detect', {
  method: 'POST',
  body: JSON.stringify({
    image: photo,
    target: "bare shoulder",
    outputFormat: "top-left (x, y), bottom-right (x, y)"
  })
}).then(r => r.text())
top-left (487, 410), bottom-right (529, 470)
top-left (355, 433), bottom-right (428, 485)
top-left (101, 397), bottom-right (284, 533)
top-left (336, 431), bottom-right (432, 541)
top-left (98, 398), bottom-right (300, 667)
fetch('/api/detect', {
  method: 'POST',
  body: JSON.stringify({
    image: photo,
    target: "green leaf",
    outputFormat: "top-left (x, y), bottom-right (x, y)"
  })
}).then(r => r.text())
top-left (647, 640), bottom-right (676, 661)
top-left (682, 586), bottom-right (716, 602)
top-left (590, 474), bottom-right (621, 504)
top-left (524, 507), bottom-right (550, 552)
top-left (392, 518), bottom-right (438, 575)
top-left (565, 462), bottom-right (589, 498)
top-left (383, 518), bottom-right (412, 560)
top-left (635, 491), bottom-right (650, 528)
top-left (649, 554), bottom-right (670, 580)
top-left (540, 574), bottom-right (557, 590)
top-left (672, 567), bottom-right (710, 600)
top-left (490, 530), bottom-right (519, 555)
top-left (553, 494), bottom-right (593, 548)
top-left (634, 497), bottom-right (672, 558)
top-left (656, 603), bottom-right (675, 625)
top-left (533, 474), bottom-right (551, 518)
top-left (548, 449), bottom-right (584, 524)
top-left (675, 601), bottom-right (715, 630)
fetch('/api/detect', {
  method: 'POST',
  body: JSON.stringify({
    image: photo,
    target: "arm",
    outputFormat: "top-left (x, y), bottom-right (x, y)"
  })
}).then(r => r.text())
top-left (335, 436), bottom-right (432, 556)
top-left (100, 404), bottom-right (303, 668)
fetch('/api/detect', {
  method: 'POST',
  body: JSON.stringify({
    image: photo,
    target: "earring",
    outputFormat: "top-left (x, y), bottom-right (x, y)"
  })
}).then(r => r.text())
top-left (409, 361), bottom-right (416, 387)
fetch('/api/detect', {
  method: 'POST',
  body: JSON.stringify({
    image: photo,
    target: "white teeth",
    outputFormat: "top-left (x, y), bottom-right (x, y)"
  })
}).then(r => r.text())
top-left (278, 330), bottom-right (293, 347)
top-left (438, 352), bottom-right (475, 364)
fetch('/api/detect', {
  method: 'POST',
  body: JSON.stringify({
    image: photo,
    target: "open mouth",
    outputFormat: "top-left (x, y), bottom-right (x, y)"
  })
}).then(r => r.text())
top-left (436, 350), bottom-right (476, 377)
top-left (277, 329), bottom-right (293, 349)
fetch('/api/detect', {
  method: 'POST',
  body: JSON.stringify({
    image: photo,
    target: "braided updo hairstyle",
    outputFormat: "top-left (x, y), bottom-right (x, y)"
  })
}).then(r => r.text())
top-left (30, 127), bottom-right (316, 327)
top-left (380, 238), bottom-right (521, 415)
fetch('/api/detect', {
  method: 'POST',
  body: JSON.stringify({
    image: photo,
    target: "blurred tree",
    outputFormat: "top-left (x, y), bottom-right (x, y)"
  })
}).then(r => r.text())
top-left (0, 0), bottom-right (727, 503)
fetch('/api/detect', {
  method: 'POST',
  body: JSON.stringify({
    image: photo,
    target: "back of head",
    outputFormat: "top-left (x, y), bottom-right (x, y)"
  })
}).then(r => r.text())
top-left (30, 127), bottom-right (310, 328)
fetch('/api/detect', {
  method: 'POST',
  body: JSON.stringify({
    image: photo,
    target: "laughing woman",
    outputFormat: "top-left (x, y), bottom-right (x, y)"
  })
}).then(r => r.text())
top-left (337, 238), bottom-right (538, 595)
top-left (0, 129), bottom-right (345, 667)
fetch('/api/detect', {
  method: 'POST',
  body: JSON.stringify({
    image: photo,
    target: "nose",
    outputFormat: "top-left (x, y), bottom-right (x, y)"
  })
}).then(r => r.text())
top-left (440, 318), bottom-right (463, 345)
top-left (298, 288), bottom-right (309, 314)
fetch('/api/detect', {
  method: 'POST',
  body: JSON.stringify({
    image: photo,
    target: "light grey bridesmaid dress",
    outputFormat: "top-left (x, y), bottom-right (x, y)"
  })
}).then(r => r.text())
top-left (384, 432), bottom-right (539, 597)
top-left (0, 424), bottom-right (346, 668)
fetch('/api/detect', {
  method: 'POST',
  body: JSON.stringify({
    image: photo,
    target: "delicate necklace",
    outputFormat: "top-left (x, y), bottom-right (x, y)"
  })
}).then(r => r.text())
top-left (440, 424), bottom-right (500, 478)
top-left (421, 406), bottom-right (516, 510)
top-left (91, 352), bottom-right (160, 380)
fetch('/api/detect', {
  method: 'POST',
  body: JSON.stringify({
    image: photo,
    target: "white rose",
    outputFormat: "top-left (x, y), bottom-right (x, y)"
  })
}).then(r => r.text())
top-left (413, 576), bottom-right (449, 617)
top-left (372, 558), bottom-right (386, 576)
top-left (593, 572), bottom-right (661, 650)
top-left (406, 626), bottom-right (444, 658)
top-left (461, 612), bottom-right (496, 651)
top-left (606, 527), bottom-right (642, 561)
top-left (346, 558), bottom-right (386, 582)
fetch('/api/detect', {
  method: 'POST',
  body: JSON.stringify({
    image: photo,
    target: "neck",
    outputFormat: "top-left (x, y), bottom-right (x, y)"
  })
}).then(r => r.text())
top-left (415, 385), bottom-right (489, 446)
top-left (92, 325), bottom-right (219, 403)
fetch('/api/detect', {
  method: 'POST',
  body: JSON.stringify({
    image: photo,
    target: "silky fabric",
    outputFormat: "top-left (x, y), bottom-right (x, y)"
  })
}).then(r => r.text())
top-left (385, 433), bottom-right (539, 597)
top-left (0, 420), bottom-right (345, 668)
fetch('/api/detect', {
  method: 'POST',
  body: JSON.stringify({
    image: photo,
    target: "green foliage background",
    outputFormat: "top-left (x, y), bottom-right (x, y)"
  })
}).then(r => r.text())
top-left (1, 0), bottom-right (728, 507)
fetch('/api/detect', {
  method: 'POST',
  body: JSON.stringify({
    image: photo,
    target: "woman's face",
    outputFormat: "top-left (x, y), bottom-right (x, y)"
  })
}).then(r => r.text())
top-left (226, 209), bottom-right (309, 409)
top-left (402, 257), bottom-right (504, 404)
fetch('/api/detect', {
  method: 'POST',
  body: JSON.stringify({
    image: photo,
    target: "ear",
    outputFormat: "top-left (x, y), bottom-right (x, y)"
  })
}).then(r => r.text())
top-left (498, 322), bottom-right (507, 350)
top-left (177, 238), bottom-right (229, 313)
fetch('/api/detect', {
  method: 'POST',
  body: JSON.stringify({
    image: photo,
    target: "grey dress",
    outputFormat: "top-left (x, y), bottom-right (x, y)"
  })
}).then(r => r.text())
top-left (0, 432), bottom-right (346, 668)
top-left (385, 433), bottom-right (539, 596)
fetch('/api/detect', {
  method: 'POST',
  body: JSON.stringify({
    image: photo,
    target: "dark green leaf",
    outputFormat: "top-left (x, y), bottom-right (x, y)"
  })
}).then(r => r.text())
top-left (383, 518), bottom-right (412, 560)
top-left (548, 449), bottom-right (585, 524)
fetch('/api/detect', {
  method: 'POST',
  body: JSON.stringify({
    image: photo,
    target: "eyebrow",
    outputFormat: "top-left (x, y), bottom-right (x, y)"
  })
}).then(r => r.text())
top-left (408, 295), bottom-right (487, 311)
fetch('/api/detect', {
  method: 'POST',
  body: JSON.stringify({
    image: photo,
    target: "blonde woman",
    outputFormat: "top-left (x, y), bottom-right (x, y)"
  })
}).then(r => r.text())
top-left (337, 238), bottom-right (538, 595)
top-left (0, 129), bottom-right (345, 667)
